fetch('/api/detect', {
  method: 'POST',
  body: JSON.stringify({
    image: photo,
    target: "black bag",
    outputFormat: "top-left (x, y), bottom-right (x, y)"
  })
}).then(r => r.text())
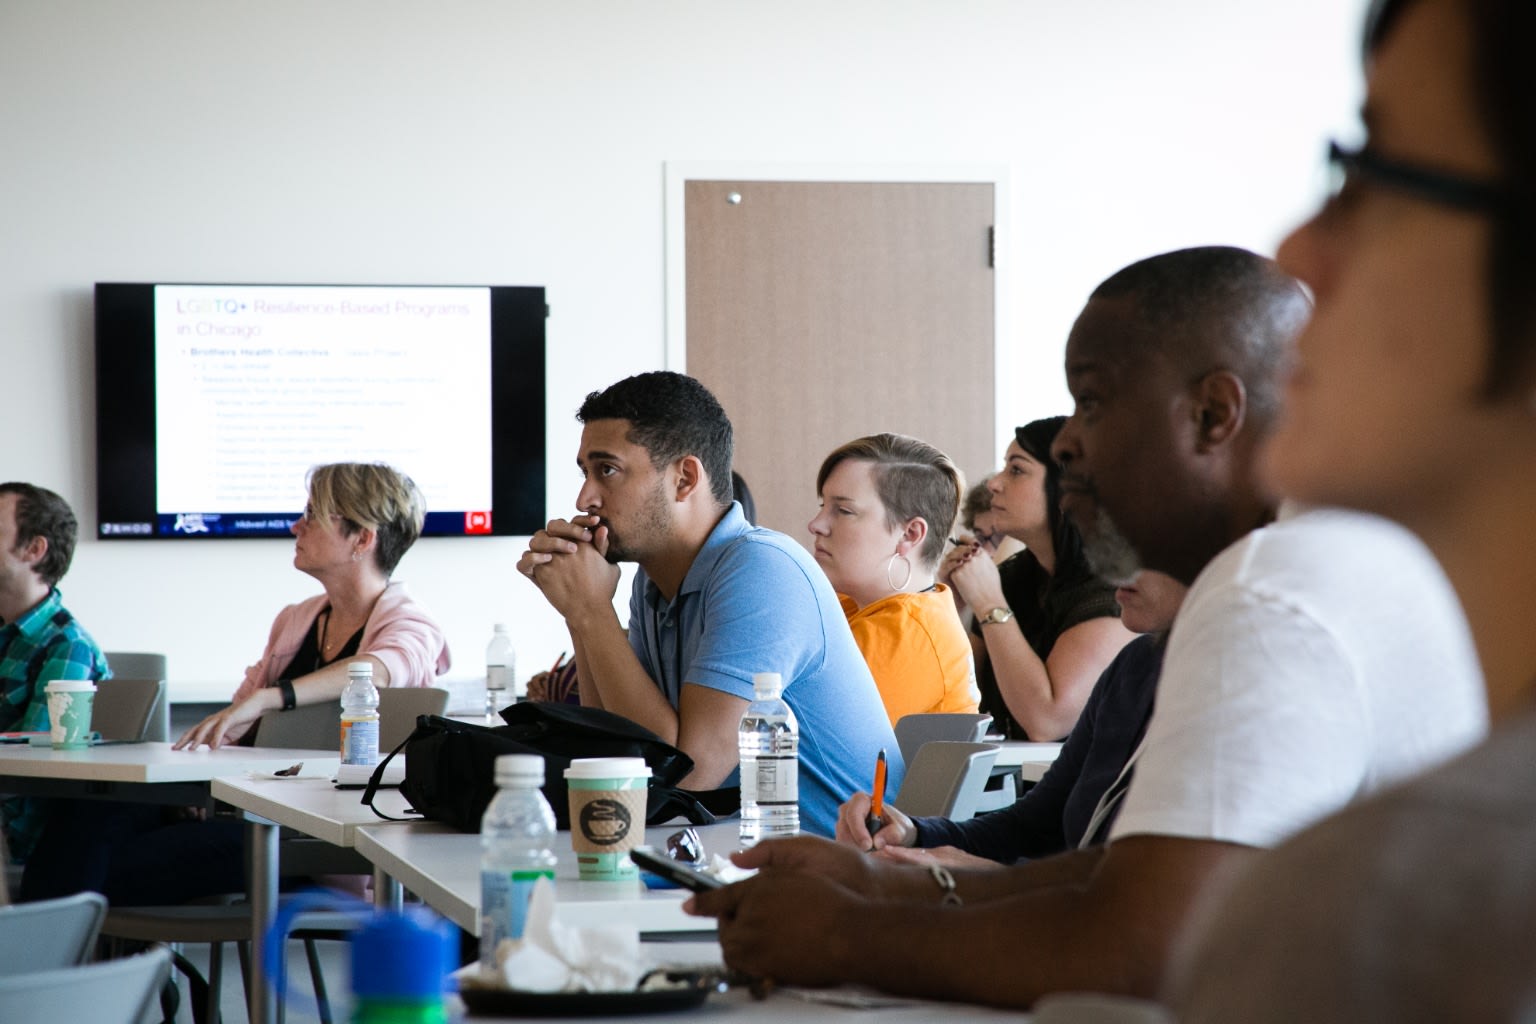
top-left (362, 702), bottom-right (719, 832)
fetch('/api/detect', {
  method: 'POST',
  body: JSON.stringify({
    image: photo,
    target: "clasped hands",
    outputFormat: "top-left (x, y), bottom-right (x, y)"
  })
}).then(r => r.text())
top-left (942, 540), bottom-right (1007, 615)
top-left (517, 515), bottom-right (621, 617)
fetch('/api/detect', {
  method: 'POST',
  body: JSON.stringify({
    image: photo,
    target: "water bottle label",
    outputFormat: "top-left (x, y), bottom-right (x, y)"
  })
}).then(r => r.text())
top-left (744, 755), bottom-right (798, 803)
top-left (486, 665), bottom-right (509, 692)
top-left (340, 718), bottom-right (379, 765)
top-left (480, 868), bottom-right (555, 958)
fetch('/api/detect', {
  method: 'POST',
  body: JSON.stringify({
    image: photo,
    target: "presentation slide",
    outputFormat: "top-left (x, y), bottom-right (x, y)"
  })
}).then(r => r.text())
top-left (153, 284), bottom-right (492, 531)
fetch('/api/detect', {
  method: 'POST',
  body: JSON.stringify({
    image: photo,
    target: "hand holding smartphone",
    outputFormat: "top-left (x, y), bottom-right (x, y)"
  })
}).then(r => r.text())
top-left (629, 846), bottom-right (725, 892)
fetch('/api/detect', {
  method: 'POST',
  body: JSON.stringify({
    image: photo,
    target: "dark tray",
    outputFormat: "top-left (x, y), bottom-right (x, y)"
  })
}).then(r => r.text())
top-left (459, 983), bottom-right (711, 1018)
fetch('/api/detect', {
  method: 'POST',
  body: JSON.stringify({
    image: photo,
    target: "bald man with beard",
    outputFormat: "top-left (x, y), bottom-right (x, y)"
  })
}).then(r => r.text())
top-left (685, 247), bottom-right (1487, 1009)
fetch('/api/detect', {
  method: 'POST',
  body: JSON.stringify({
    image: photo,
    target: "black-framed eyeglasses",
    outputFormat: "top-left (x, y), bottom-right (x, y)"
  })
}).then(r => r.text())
top-left (665, 827), bottom-right (703, 865)
top-left (1326, 139), bottom-right (1505, 215)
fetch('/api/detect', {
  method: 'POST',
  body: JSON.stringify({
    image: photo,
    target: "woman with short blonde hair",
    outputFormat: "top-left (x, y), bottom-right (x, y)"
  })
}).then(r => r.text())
top-left (20, 462), bottom-right (452, 906)
top-left (809, 433), bottom-right (978, 726)
top-left (177, 461), bottom-right (449, 750)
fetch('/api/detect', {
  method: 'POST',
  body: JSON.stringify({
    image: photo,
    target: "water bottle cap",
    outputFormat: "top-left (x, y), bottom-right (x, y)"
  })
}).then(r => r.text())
top-left (752, 672), bottom-right (783, 697)
top-left (347, 661), bottom-right (373, 678)
top-left (495, 753), bottom-right (546, 786)
top-left (350, 908), bottom-right (455, 999)
top-left (492, 623), bottom-right (509, 633)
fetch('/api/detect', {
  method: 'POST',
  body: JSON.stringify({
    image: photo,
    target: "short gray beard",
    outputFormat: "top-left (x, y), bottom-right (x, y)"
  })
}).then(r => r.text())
top-left (1081, 507), bottom-right (1143, 586)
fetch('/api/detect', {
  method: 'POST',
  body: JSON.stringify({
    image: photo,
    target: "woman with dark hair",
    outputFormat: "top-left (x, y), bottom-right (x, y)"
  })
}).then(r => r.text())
top-left (1172, 1), bottom-right (1536, 1018)
top-left (943, 417), bottom-right (1132, 740)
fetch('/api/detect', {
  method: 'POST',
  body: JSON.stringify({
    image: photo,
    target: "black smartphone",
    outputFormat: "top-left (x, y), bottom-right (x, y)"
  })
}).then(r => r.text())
top-left (629, 846), bottom-right (725, 892)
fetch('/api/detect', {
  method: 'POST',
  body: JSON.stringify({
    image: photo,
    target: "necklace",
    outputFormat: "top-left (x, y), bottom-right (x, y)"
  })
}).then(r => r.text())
top-left (318, 589), bottom-right (385, 661)
top-left (319, 609), bottom-right (336, 656)
top-left (318, 608), bottom-right (361, 659)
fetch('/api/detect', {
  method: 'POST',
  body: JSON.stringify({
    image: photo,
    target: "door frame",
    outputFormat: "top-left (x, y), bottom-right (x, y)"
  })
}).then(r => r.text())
top-left (663, 161), bottom-right (1012, 448)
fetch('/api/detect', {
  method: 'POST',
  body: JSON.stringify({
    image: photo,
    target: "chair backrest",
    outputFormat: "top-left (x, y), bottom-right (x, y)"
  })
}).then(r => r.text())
top-left (103, 651), bottom-right (167, 679)
top-left (103, 651), bottom-right (170, 741)
top-left (254, 701), bottom-right (338, 750)
top-left (92, 678), bottom-right (167, 742)
top-left (379, 687), bottom-right (449, 751)
top-left (0, 945), bottom-right (172, 1023)
top-left (0, 891), bottom-right (109, 974)
top-left (891, 741), bottom-right (1000, 820)
top-left (893, 712), bottom-right (994, 765)
top-left (253, 686), bottom-right (450, 751)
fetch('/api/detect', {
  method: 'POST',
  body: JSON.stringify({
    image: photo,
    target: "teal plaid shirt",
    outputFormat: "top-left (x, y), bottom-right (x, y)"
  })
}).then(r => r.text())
top-left (1, 587), bottom-right (110, 862)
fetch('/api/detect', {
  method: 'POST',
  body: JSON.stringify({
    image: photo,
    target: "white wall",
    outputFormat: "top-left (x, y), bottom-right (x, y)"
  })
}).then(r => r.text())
top-left (0, 0), bottom-right (1368, 701)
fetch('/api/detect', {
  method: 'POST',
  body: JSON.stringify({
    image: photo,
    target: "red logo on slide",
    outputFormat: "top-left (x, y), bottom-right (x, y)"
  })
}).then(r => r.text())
top-left (465, 511), bottom-right (492, 534)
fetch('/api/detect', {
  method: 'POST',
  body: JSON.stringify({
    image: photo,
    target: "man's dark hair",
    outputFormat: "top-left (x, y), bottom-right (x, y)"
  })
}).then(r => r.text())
top-left (577, 372), bottom-right (735, 506)
top-left (0, 482), bottom-right (78, 588)
top-left (1089, 245), bottom-right (1311, 431)
top-left (1367, 0), bottom-right (1536, 397)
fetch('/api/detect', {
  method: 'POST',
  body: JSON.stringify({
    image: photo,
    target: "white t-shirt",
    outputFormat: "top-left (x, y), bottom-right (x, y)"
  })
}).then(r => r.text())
top-left (1109, 508), bottom-right (1487, 848)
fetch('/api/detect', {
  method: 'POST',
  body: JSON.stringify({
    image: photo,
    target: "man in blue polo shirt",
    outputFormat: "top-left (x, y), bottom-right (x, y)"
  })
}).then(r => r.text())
top-left (0, 482), bottom-right (110, 863)
top-left (518, 371), bottom-right (901, 836)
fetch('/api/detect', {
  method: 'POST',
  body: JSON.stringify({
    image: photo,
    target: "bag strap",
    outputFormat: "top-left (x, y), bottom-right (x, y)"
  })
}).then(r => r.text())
top-left (361, 719), bottom-right (429, 822)
top-left (646, 784), bottom-right (720, 827)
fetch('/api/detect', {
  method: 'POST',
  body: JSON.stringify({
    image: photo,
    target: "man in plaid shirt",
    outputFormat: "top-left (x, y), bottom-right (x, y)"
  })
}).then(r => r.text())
top-left (0, 482), bottom-right (109, 863)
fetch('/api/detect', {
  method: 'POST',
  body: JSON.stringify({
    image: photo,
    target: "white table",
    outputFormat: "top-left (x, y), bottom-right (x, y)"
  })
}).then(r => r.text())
top-left (209, 774), bottom-right (416, 1024)
top-left (0, 741), bottom-right (340, 803)
top-left (992, 740), bottom-right (1062, 784)
top-left (354, 820), bottom-right (742, 937)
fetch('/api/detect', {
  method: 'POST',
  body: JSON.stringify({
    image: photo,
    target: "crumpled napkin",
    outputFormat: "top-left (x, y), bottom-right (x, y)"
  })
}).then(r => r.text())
top-left (456, 878), bottom-right (641, 993)
top-left (706, 853), bottom-right (755, 885)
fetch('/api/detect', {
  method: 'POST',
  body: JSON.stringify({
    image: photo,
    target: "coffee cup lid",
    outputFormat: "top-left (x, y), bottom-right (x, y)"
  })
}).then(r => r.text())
top-left (44, 680), bottom-right (97, 693)
top-left (563, 757), bottom-right (652, 780)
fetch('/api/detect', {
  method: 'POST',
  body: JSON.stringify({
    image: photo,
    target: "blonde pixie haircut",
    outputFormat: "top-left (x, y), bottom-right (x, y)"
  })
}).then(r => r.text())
top-left (305, 462), bottom-right (426, 576)
top-left (815, 433), bottom-right (964, 572)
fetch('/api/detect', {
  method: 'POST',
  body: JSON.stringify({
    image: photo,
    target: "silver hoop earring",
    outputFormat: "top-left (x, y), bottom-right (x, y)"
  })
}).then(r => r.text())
top-left (886, 553), bottom-right (913, 592)
top-left (352, 550), bottom-right (362, 563)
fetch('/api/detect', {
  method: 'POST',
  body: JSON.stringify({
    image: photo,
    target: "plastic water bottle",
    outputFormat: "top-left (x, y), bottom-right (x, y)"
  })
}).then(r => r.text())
top-left (480, 754), bottom-right (557, 967)
top-left (340, 661), bottom-right (380, 766)
top-left (485, 623), bottom-right (514, 720)
top-left (738, 671), bottom-right (799, 844)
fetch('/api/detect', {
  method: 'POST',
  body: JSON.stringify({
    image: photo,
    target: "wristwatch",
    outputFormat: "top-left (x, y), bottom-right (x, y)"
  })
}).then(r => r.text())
top-left (978, 606), bottom-right (1015, 626)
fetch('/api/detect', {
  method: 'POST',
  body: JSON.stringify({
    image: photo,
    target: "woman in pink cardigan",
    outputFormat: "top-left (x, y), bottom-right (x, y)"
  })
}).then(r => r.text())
top-left (19, 462), bottom-right (450, 904)
top-left (177, 462), bottom-right (451, 749)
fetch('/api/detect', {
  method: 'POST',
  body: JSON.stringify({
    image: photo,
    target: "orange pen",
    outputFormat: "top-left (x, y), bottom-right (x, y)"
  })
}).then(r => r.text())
top-left (864, 748), bottom-right (888, 841)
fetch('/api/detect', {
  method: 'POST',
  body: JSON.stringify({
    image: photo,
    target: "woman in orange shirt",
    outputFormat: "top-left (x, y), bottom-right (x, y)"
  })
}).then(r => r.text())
top-left (809, 433), bottom-right (977, 727)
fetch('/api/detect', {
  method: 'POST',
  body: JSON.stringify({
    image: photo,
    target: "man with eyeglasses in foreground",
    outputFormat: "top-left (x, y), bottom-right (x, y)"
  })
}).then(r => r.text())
top-left (686, 247), bottom-right (1487, 1008)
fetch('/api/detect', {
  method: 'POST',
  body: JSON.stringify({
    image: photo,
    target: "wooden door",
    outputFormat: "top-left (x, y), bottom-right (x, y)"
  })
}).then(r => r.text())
top-left (683, 179), bottom-right (996, 542)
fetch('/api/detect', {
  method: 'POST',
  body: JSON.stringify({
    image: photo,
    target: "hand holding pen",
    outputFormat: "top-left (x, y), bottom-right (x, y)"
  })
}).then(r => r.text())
top-left (863, 748), bottom-right (887, 849)
top-left (524, 651), bottom-right (570, 702)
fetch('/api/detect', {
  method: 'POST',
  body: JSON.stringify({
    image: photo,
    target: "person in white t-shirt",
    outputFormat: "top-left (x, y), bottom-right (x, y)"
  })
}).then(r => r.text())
top-left (684, 246), bottom-right (1486, 1009)
top-left (1107, 506), bottom-right (1484, 851)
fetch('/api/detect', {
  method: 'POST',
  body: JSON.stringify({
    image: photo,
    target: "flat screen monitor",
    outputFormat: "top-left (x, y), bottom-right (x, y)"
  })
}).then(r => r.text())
top-left (95, 282), bottom-right (546, 539)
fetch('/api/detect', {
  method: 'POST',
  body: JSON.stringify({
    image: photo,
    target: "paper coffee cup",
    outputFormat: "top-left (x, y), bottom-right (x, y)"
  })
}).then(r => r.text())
top-left (44, 680), bottom-right (97, 748)
top-left (564, 757), bottom-right (652, 880)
